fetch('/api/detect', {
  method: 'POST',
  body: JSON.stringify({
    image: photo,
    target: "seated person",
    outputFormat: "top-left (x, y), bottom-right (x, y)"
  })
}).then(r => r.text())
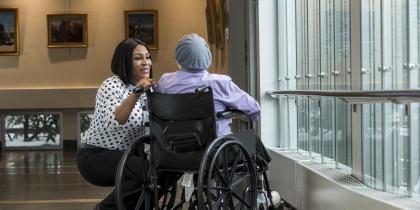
top-left (155, 33), bottom-right (270, 163)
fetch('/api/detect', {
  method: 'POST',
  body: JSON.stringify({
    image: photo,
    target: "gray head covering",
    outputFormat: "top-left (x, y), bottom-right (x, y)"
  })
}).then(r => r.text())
top-left (175, 33), bottom-right (212, 72)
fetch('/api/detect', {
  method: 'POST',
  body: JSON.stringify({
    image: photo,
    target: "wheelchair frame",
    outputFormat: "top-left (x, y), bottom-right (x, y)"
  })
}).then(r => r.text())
top-left (115, 87), bottom-right (274, 210)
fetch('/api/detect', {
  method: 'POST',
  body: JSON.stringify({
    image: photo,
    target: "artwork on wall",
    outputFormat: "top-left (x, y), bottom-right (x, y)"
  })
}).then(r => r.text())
top-left (0, 8), bottom-right (19, 55)
top-left (125, 10), bottom-right (158, 50)
top-left (47, 14), bottom-right (88, 48)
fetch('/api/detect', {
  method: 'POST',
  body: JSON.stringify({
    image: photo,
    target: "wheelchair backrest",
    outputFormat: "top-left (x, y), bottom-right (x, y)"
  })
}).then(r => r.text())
top-left (146, 87), bottom-right (217, 171)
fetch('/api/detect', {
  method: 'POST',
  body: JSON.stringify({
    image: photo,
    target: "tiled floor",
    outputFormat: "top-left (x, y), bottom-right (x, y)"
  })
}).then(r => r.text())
top-left (0, 150), bottom-right (112, 210)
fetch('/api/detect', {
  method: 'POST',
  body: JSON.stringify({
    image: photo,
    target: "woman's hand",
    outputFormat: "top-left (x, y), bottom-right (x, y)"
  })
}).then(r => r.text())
top-left (115, 78), bottom-right (155, 125)
top-left (136, 78), bottom-right (155, 89)
top-left (133, 78), bottom-right (155, 96)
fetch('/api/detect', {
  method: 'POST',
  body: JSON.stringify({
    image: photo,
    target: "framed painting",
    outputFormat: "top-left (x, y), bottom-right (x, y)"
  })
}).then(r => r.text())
top-left (125, 10), bottom-right (158, 50)
top-left (47, 14), bottom-right (88, 48)
top-left (0, 8), bottom-right (19, 55)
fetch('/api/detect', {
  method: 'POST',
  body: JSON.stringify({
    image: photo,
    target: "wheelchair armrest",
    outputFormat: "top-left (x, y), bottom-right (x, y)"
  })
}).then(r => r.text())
top-left (216, 109), bottom-right (246, 120)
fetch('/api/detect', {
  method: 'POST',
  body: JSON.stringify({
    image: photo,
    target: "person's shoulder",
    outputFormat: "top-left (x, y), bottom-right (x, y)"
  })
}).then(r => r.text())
top-left (206, 73), bottom-right (232, 83)
top-left (99, 75), bottom-right (124, 90)
top-left (158, 71), bottom-right (179, 84)
top-left (160, 71), bottom-right (178, 79)
top-left (101, 75), bottom-right (121, 83)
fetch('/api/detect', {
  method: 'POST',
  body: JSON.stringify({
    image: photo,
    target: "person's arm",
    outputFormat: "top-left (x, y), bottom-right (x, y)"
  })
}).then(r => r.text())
top-left (114, 78), bottom-right (154, 125)
top-left (223, 79), bottom-right (261, 121)
top-left (114, 93), bottom-right (141, 125)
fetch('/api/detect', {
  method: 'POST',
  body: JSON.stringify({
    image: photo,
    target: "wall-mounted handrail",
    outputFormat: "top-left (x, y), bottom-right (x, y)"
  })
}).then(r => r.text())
top-left (267, 90), bottom-right (420, 104)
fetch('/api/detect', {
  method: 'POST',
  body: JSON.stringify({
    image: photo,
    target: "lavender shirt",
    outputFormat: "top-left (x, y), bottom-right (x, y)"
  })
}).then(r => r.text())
top-left (155, 70), bottom-right (261, 137)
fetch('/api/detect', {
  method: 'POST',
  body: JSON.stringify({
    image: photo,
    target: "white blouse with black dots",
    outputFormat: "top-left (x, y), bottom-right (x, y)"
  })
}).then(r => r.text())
top-left (81, 75), bottom-right (148, 151)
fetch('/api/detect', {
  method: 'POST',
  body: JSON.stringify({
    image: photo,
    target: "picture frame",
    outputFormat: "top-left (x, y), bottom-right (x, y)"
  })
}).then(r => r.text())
top-left (47, 14), bottom-right (88, 48)
top-left (125, 10), bottom-right (158, 50)
top-left (0, 8), bottom-right (19, 55)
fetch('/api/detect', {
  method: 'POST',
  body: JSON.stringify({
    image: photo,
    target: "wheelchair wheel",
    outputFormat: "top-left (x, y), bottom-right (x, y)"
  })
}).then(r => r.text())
top-left (197, 137), bottom-right (257, 209)
top-left (115, 136), bottom-right (177, 210)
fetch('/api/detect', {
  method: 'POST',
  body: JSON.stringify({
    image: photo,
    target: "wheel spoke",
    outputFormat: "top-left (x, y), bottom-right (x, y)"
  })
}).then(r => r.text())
top-left (122, 187), bottom-right (144, 198)
top-left (134, 191), bottom-right (146, 210)
top-left (231, 191), bottom-right (251, 208)
top-left (209, 186), bottom-right (229, 191)
top-left (144, 191), bottom-right (150, 210)
top-left (125, 165), bottom-right (143, 182)
top-left (223, 148), bottom-right (229, 183)
top-left (212, 191), bottom-right (228, 210)
top-left (223, 192), bottom-right (229, 209)
top-left (228, 149), bottom-right (242, 183)
top-left (231, 174), bottom-right (251, 188)
top-left (228, 193), bottom-right (235, 209)
top-left (209, 191), bottom-right (218, 201)
top-left (214, 164), bottom-right (229, 187)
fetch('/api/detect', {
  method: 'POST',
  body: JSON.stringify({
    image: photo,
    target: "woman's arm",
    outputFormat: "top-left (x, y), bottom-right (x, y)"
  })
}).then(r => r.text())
top-left (114, 93), bottom-right (141, 125)
top-left (114, 78), bottom-right (154, 125)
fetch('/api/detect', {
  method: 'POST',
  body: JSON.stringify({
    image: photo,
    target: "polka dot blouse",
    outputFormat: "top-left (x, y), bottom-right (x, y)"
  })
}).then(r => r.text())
top-left (81, 75), bottom-right (149, 151)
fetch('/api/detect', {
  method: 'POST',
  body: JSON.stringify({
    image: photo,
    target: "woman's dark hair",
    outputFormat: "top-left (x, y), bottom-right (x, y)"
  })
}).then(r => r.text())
top-left (111, 38), bottom-right (153, 85)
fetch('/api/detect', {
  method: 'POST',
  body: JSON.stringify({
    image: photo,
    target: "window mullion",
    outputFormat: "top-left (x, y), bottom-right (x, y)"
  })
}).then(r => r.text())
top-left (350, 0), bottom-right (363, 181)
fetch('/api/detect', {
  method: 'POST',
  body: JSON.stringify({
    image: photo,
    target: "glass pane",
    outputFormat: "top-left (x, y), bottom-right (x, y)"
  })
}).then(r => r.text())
top-left (336, 100), bottom-right (352, 168)
top-left (79, 112), bottom-right (93, 140)
top-left (288, 97), bottom-right (298, 150)
top-left (361, 0), bottom-right (382, 90)
top-left (321, 98), bottom-right (334, 162)
top-left (4, 113), bottom-right (61, 148)
top-left (362, 104), bottom-right (384, 190)
top-left (334, 0), bottom-right (351, 90)
top-left (297, 97), bottom-right (309, 155)
top-left (296, 0), bottom-right (306, 91)
top-left (320, 0), bottom-right (334, 90)
top-left (407, 0), bottom-right (419, 89)
top-left (309, 99), bottom-right (321, 161)
top-left (412, 103), bottom-right (420, 197)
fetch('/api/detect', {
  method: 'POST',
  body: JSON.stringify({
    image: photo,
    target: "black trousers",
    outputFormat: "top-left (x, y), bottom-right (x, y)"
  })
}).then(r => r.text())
top-left (76, 146), bottom-right (150, 210)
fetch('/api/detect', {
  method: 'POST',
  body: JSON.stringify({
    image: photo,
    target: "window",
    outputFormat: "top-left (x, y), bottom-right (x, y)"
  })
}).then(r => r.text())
top-left (276, 0), bottom-right (420, 199)
top-left (3, 112), bottom-right (62, 149)
top-left (278, 0), bottom-right (352, 169)
top-left (77, 111), bottom-right (93, 147)
top-left (361, 0), bottom-right (420, 196)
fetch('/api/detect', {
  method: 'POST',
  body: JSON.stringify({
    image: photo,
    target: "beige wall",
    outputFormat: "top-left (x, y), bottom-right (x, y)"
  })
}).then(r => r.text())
top-left (0, 0), bottom-right (208, 89)
top-left (0, 0), bottom-right (209, 142)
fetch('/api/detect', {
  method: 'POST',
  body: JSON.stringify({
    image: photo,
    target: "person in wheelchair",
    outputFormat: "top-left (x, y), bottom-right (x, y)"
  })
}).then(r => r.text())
top-left (155, 34), bottom-right (280, 209)
top-left (76, 38), bottom-right (156, 210)
top-left (156, 33), bottom-right (271, 164)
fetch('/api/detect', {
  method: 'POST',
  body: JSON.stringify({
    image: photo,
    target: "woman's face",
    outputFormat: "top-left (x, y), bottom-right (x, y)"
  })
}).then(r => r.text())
top-left (132, 44), bottom-right (151, 82)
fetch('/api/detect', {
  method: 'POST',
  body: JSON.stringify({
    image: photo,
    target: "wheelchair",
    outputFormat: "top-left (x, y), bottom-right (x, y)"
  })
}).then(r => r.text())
top-left (115, 86), bottom-right (279, 210)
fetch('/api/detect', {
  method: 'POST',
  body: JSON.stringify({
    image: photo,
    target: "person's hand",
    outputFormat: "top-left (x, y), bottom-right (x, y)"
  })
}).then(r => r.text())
top-left (133, 78), bottom-right (155, 96)
top-left (136, 78), bottom-right (155, 89)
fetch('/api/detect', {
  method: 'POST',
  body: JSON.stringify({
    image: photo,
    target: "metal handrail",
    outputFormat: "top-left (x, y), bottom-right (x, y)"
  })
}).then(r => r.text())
top-left (267, 89), bottom-right (420, 104)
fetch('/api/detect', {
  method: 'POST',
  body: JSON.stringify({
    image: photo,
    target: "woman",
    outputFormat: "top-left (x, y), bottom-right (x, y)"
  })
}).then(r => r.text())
top-left (76, 38), bottom-right (154, 210)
